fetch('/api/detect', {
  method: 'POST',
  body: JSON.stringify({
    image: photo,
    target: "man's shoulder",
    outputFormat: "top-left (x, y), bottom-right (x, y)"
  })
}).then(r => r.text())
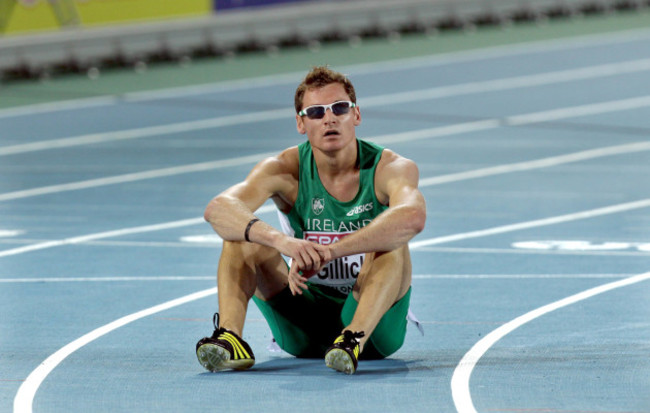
top-left (247, 146), bottom-right (300, 205)
top-left (258, 146), bottom-right (299, 174)
top-left (375, 149), bottom-right (420, 184)
top-left (377, 148), bottom-right (413, 168)
top-left (279, 146), bottom-right (301, 174)
top-left (277, 145), bottom-right (300, 160)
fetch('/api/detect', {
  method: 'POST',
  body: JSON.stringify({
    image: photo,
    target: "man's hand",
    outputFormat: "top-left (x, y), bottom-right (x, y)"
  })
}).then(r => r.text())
top-left (279, 237), bottom-right (331, 295)
top-left (288, 261), bottom-right (309, 296)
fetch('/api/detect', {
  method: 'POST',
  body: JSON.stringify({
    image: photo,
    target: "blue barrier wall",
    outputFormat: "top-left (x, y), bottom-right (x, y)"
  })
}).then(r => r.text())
top-left (215, 0), bottom-right (317, 10)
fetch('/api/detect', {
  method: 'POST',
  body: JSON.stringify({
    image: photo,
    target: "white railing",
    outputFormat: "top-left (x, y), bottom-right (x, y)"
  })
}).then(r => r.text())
top-left (0, 0), bottom-right (630, 74)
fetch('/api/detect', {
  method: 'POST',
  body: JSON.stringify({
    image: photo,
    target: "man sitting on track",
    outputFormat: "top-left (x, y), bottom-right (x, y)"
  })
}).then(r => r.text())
top-left (196, 65), bottom-right (426, 374)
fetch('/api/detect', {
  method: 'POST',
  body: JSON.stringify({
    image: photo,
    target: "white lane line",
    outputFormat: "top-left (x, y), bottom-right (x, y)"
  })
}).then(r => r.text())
top-left (1, 148), bottom-right (648, 259)
top-left (0, 274), bottom-right (634, 283)
top-left (3, 93), bottom-right (650, 203)
top-left (0, 110), bottom-right (291, 156)
top-left (0, 96), bottom-right (120, 120)
top-left (1, 196), bottom-right (648, 265)
top-left (371, 120), bottom-right (500, 146)
top-left (1, 164), bottom-right (649, 259)
top-left (12, 287), bottom-right (218, 413)
top-left (118, 30), bottom-right (650, 103)
top-left (419, 141), bottom-right (650, 187)
top-left (10, 204), bottom-right (650, 411)
top-left (0, 276), bottom-right (215, 283)
top-left (0, 229), bottom-right (24, 237)
top-left (11, 237), bottom-right (650, 413)
top-left (0, 239), bottom-right (216, 249)
top-left (1, 134), bottom-right (648, 259)
top-left (0, 205), bottom-right (275, 258)
top-left (411, 246), bottom-right (650, 257)
top-left (8, 29), bottom-right (650, 412)
top-left (0, 152), bottom-right (276, 202)
top-left (507, 94), bottom-right (650, 125)
top-left (409, 199), bottom-right (650, 249)
top-left (362, 58), bottom-right (650, 107)
top-left (4, 58), bottom-right (650, 157)
top-left (413, 273), bottom-right (636, 279)
top-left (3, 26), bottom-right (650, 120)
top-left (0, 218), bottom-right (202, 258)
top-left (2, 238), bottom-right (649, 256)
top-left (345, 27), bottom-right (650, 77)
top-left (451, 270), bottom-right (650, 413)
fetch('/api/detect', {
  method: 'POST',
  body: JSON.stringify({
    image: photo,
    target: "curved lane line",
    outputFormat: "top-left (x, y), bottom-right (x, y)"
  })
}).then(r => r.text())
top-left (13, 287), bottom-right (217, 413)
top-left (451, 271), bottom-right (650, 413)
top-left (10, 198), bottom-right (650, 411)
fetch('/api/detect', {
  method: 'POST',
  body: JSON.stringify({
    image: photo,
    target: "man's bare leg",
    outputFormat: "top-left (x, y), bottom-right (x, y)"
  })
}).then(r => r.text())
top-left (345, 244), bottom-right (411, 350)
top-left (216, 240), bottom-right (289, 336)
top-left (325, 245), bottom-right (411, 373)
top-left (196, 240), bottom-right (287, 372)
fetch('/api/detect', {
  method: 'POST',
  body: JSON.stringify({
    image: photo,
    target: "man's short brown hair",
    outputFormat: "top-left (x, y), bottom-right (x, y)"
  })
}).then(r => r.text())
top-left (294, 66), bottom-right (357, 113)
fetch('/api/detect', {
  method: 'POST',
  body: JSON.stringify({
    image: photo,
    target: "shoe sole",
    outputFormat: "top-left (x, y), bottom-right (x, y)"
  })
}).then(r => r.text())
top-left (197, 343), bottom-right (254, 372)
top-left (325, 348), bottom-right (356, 374)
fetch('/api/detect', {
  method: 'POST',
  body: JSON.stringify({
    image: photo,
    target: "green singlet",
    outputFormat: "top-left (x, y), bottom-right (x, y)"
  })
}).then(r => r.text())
top-left (281, 138), bottom-right (389, 295)
top-left (252, 138), bottom-right (411, 359)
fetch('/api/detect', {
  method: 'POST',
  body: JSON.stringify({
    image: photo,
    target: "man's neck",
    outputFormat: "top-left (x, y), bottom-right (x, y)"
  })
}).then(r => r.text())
top-left (312, 139), bottom-right (359, 177)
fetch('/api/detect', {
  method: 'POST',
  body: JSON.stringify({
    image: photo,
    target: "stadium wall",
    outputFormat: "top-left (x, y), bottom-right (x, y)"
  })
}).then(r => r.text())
top-left (0, 0), bottom-right (644, 79)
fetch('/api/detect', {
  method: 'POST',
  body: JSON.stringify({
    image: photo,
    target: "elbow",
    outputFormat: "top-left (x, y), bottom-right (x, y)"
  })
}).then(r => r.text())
top-left (402, 203), bottom-right (426, 235)
top-left (203, 196), bottom-right (223, 223)
top-left (392, 204), bottom-right (426, 238)
top-left (411, 207), bottom-right (426, 235)
top-left (203, 207), bottom-right (213, 224)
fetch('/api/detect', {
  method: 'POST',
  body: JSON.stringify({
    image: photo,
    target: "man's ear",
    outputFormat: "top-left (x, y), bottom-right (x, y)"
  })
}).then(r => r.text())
top-left (353, 106), bottom-right (361, 127)
top-left (296, 114), bottom-right (306, 134)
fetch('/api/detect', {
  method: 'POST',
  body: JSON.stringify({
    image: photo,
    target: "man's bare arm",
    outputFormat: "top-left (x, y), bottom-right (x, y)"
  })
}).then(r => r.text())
top-left (328, 151), bottom-right (426, 260)
top-left (203, 149), bottom-right (331, 280)
top-left (204, 156), bottom-right (287, 244)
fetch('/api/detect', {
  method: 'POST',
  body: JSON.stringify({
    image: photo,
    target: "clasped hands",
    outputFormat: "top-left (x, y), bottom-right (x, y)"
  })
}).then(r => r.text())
top-left (282, 238), bottom-right (333, 296)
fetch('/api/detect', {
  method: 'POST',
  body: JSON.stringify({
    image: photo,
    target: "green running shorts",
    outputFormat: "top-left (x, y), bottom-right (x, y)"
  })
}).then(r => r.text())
top-left (252, 283), bottom-right (411, 359)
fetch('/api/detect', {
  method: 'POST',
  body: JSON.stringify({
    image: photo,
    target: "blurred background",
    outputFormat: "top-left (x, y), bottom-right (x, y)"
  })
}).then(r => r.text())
top-left (1, 0), bottom-right (649, 87)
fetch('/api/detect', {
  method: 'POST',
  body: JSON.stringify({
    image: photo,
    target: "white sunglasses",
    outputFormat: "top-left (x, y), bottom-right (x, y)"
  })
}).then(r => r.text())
top-left (298, 101), bottom-right (356, 119)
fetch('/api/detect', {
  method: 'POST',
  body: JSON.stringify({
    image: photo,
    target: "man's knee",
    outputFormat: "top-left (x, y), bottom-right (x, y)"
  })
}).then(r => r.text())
top-left (358, 245), bottom-right (411, 276)
top-left (220, 240), bottom-right (288, 299)
top-left (220, 240), bottom-right (282, 269)
top-left (354, 246), bottom-right (412, 298)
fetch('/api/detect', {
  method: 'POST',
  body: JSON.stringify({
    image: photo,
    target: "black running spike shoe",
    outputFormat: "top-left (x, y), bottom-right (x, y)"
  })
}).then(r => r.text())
top-left (324, 330), bottom-right (365, 374)
top-left (196, 313), bottom-right (255, 372)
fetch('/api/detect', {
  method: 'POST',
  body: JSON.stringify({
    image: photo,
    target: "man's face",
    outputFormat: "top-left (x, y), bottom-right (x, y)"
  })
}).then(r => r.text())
top-left (296, 83), bottom-right (361, 154)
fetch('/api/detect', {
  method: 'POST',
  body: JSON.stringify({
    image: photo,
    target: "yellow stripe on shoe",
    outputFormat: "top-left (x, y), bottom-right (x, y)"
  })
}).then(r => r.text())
top-left (324, 330), bottom-right (365, 374)
top-left (220, 332), bottom-right (252, 360)
top-left (196, 316), bottom-right (255, 372)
